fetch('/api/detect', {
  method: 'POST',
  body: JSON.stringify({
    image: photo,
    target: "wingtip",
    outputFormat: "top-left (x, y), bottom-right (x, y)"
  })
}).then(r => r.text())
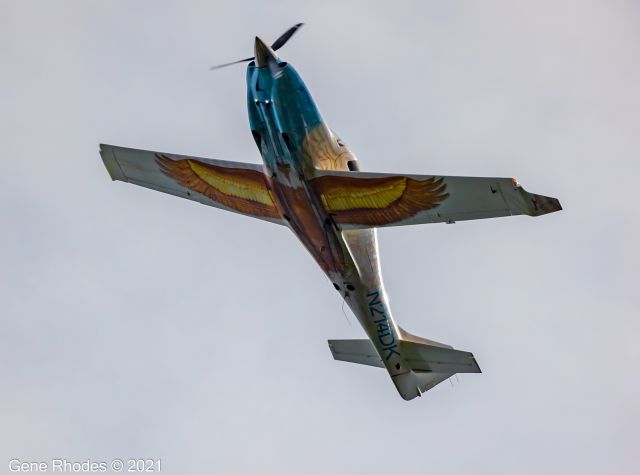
top-left (99, 145), bottom-right (126, 182)
top-left (470, 354), bottom-right (482, 374)
top-left (531, 193), bottom-right (563, 215)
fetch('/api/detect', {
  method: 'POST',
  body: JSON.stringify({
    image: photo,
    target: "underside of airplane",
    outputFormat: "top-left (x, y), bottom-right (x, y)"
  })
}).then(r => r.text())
top-left (100, 24), bottom-right (561, 400)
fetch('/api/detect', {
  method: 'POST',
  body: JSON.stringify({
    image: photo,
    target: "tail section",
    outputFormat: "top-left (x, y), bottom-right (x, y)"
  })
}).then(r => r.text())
top-left (328, 333), bottom-right (480, 401)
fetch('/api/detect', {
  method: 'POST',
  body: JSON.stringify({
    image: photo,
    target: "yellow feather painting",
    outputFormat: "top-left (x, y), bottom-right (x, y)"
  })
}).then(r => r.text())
top-left (155, 154), bottom-right (281, 219)
top-left (312, 174), bottom-right (448, 226)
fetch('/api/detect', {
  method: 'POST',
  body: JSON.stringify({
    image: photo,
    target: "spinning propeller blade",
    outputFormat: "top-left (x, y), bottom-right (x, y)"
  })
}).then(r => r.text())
top-left (209, 56), bottom-right (255, 71)
top-left (209, 23), bottom-right (304, 70)
top-left (270, 22), bottom-right (304, 51)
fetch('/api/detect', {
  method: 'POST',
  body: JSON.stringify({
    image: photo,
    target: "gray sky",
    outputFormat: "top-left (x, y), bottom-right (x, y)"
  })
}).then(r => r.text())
top-left (2, 1), bottom-right (639, 474)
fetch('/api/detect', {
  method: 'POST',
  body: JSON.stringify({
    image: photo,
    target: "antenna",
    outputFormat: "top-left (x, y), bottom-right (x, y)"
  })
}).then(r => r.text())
top-left (341, 293), bottom-right (352, 326)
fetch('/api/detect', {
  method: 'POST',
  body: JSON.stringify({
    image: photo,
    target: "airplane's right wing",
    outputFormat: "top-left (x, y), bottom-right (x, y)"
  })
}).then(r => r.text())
top-left (100, 144), bottom-right (285, 225)
top-left (311, 170), bottom-right (561, 229)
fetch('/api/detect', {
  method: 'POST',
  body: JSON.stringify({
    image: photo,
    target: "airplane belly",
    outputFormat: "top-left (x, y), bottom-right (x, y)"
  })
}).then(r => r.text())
top-left (271, 182), bottom-right (348, 274)
top-left (252, 97), bottom-right (355, 276)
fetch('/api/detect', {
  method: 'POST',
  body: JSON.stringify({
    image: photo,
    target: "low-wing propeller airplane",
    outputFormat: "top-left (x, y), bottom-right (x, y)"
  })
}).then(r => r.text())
top-left (100, 24), bottom-right (561, 400)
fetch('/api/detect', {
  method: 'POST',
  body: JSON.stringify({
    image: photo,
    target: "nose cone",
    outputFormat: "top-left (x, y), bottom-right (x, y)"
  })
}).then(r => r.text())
top-left (254, 36), bottom-right (278, 67)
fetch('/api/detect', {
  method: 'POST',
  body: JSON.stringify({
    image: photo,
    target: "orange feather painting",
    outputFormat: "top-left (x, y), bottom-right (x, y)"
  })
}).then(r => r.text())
top-left (312, 174), bottom-right (449, 226)
top-left (155, 154), bottom-right (281, 219)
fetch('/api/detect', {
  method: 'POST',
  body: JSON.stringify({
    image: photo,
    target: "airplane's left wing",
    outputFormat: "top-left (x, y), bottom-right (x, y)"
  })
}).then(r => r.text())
top-left (100, 144), bottom-right (284, 225)
top-left (311, 170), bottom-right (561, 229)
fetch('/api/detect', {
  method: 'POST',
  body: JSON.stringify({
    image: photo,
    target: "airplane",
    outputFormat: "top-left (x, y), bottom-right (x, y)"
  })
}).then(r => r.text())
top-left (100, 24), bottom-right (562, 401)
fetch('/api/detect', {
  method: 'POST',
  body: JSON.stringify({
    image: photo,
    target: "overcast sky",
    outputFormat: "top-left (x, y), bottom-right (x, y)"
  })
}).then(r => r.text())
top-left (2, 1), bottom-right (639, 474)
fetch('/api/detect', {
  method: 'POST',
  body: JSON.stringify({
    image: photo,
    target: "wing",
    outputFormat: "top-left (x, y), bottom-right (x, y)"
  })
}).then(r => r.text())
top-left (100, 144), bottom-right (284, 224)
top-left (311, 170), bottom-right (561, 229)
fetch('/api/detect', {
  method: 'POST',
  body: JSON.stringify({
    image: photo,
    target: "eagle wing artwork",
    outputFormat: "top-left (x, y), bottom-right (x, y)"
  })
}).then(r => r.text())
top-left (100, 24), bottom-right (562, 401)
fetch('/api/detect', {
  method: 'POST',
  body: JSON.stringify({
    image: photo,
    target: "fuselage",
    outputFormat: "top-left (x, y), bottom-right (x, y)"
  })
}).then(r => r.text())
top-left (245, 42), bottom-right (409, 380)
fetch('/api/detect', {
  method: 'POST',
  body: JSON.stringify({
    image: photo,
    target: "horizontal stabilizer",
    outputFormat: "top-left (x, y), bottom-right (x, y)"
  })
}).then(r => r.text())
top-left (403, 342), bottom-right (481, 374)
top-left (394, 341), bottom-right (481, 400)
top-left (328, 339), bottom-right (384, 368)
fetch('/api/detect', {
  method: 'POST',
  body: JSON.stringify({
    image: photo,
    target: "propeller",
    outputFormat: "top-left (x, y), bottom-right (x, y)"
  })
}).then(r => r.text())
top-left (210, 23), bottom-right (304, 70)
